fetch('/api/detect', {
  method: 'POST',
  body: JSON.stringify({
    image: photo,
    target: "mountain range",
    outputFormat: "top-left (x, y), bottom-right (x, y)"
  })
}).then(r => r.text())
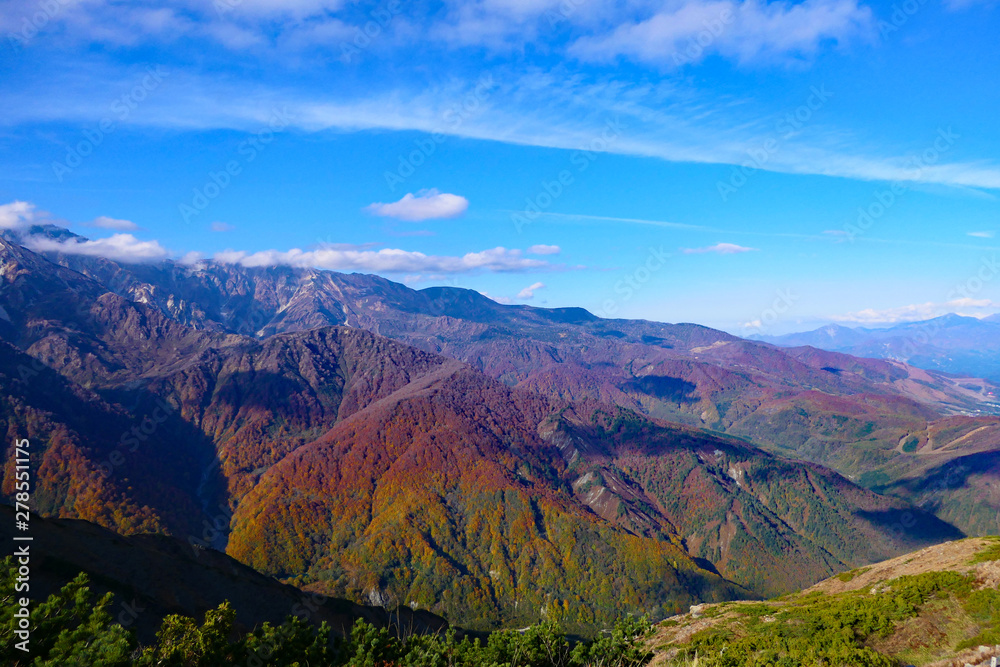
top-left (754, 315), bottom-right (1000, 387)
top-left (2, 228), bottom-right (998, 630)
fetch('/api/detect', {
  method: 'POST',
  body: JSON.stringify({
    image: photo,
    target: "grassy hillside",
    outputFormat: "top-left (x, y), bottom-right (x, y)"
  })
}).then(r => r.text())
top-left (650, 536), bottom-right (1000, 667)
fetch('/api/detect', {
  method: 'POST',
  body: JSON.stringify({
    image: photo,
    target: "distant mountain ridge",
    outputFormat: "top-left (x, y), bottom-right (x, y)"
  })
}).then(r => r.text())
top-left (755, 315), bottom-right (1000, 387)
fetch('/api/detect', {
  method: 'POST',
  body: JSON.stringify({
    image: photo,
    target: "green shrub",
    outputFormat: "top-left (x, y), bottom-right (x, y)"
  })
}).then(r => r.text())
top-left (970, 538), bottom-right (1000, 564)
top-left (837, 567), bottom-right (871, 583)
top-left (2, 561), bottom-right (654, 667)
top-left (681, 571), bottom-right (977, 667)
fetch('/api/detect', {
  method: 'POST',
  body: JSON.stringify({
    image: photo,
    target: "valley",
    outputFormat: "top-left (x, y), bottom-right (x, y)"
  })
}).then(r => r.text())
top-left (2, 233), bottom-right (996, 636)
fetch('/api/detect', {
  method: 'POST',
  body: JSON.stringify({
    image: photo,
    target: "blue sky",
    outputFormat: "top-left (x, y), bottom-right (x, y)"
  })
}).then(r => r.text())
top-left (1, 0), bottom-right (998, 334)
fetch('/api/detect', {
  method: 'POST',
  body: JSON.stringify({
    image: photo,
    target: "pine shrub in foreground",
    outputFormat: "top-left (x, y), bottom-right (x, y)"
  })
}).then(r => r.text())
top-left (0, 558), bottom-right (654, 667)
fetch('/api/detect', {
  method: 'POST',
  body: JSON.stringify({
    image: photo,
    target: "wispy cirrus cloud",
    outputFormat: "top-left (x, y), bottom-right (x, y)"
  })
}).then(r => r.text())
top-left (5, 2), bottom-right (1000, 196)
top-left (682, 242), bottom-right (758, 254)
top-left (8, 60), bottom-right (999, 194)
top-left (365, 189), bottom-right (469, 222)
top-left (968, 230), bottom-right (995, 238)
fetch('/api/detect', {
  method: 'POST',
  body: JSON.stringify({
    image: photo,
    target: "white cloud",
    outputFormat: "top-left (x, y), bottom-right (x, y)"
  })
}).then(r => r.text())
top-left (208, 0), bottom-right (347, 17)
top-left (479, 290), bottom-right (514, 305)
top-left (92, 215), bottom-right (138, 231)
top-left (517, 281), bottom-right (546, 299)
top-left (968, 230), bottom-right (995, 238)
top-left (569, 0), bottom-right (873, 67)
top-left (0, 0), bottom-right (349, 51)
top-left (365, 189), bottom-right (469, 222)
top-left (527, 244), bottom-right (561, 255)
top-left (682, 242), bottom-right (758, 254)
top-left (831, 298), bottom-right (1000, 324)
top-left (210, 221), bottom-right (236, 232)
top-left (0, 201), bottom-right (38, 229)
top-left (214, 245), bottom-right (552, 273)
top-left (24, 234), bottom-right (171, 263)
top-left (1, 0), bottom-right (867, 67)
top-left (2, 198), bottom-right (557, 275)
top-left (429, 0), bottom-right (596, 50)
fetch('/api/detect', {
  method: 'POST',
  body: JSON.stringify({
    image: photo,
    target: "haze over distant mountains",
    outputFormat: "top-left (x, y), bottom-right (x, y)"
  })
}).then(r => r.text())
top-left (754, 315), bottom-right (1000, 387)
top-left (2, 226), bottom-right (999, 631)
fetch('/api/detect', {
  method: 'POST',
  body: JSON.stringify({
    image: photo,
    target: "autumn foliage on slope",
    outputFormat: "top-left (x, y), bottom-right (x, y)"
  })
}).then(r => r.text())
top-left (0, 341), bottom-right (206, 536)
top-left (227, 363), bottom-right (959, 628)
top-left (0, 240), bottom-right (967, 630)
